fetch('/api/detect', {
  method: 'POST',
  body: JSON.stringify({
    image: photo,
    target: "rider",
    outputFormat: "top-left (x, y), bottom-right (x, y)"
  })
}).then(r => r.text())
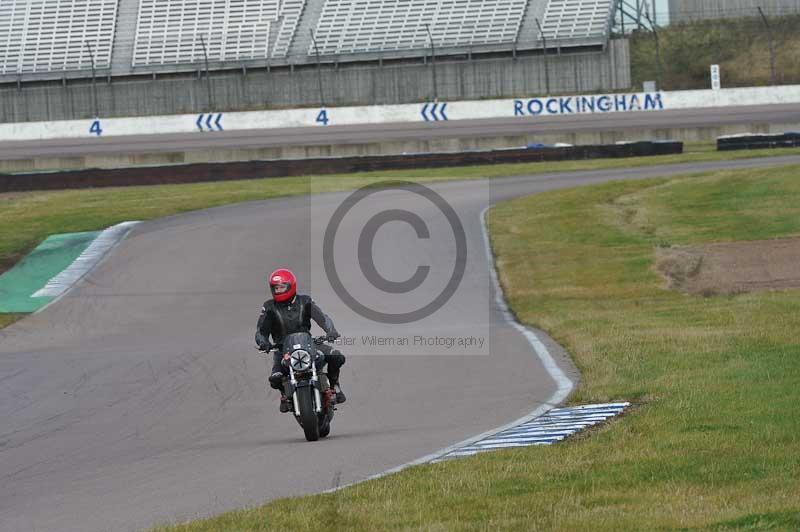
top-left (256, 268), bottom-right (347, 413)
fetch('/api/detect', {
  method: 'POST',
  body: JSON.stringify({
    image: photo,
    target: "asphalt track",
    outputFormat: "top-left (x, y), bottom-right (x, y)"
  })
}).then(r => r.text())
top-left (1, 104), bottom-right (800, 159)
top-left (2, 155), bottom-right (800, 532)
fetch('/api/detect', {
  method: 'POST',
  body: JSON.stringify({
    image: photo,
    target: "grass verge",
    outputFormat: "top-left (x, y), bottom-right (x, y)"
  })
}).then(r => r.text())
top-left (1, 145), bottom-right (799, 333)
top-left (3, 142), bottom-right (800, 277)
top-left (630, 14), bottom-right (800, 89)
top-left (0, 313), bottom-right (23, 329)
top-left (153, 163), bottom-right (800, 531)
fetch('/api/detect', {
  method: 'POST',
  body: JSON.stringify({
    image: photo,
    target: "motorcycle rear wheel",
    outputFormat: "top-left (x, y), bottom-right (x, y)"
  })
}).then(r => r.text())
top-left (297, 387), bottom-right (320, 441)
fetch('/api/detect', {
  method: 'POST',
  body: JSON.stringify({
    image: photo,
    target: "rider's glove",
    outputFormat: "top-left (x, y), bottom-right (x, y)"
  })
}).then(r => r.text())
top-left (257, 342), bottom-right (273, 352)
top-left (327, 331), bottom-right (341, 342)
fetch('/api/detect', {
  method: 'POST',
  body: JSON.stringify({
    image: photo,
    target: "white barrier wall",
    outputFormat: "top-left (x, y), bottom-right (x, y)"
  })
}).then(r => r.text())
top-left (2, 85), bottom-right (800, 142)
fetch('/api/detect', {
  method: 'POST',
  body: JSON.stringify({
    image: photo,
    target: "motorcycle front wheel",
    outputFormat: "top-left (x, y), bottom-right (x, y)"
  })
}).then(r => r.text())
top-left (297, 387), bottom-right (320, 441)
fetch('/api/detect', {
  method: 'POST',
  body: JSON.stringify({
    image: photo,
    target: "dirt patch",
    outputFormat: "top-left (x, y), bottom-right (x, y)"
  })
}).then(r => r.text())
top-left (655, 237), bottom-right (800, 296)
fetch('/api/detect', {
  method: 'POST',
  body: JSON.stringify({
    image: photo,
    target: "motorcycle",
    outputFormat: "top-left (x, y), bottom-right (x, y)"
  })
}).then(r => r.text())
top-left (266, 333), bottom-right (337, 441)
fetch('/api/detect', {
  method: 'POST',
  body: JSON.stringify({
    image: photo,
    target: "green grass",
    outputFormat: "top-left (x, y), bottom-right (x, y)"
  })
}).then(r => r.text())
top-left (152, 163), bottom-right (800, 531)
top-left (2, 144), bottom-right (740, 333)
top-left (0, 313), bottom-right (22, 329)
top-left (630, 14), bottom-right (800, 90)
top-left (3, 142), bottom-right (800, 278)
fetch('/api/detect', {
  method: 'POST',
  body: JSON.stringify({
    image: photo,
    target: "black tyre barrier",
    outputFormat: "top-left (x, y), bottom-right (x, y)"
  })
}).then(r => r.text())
top-left (0, 140), bottom-right (683, 192)
top-left (717, 132), bottom-right (800, 151)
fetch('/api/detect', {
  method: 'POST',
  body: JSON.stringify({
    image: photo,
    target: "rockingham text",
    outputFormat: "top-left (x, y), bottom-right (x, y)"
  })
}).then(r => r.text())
top-left (514, 92), bottom-right (665, 117)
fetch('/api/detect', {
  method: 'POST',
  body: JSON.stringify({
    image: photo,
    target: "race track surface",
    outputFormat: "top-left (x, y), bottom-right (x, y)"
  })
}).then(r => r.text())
top-left (1, 104), bottom-right (799, 159)
top-left (2, 155), bottom-right (800, 532)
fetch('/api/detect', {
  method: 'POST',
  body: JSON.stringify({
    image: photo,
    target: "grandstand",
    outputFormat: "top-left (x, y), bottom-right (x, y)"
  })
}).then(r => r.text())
top-left (539, 0), bottom-right (614, 40)
top-left (0, 0), bottom-right (616, 81)
top-left (309, 0), bottom-right (529, 55)
top-left (0, 0), bottom-right (628, 122)
top-left (272, 0), bottom-right (308, 58)
top-left (0, 0), bottom-right (118, 76)
top-left (132, 0), bottom-right (279, 66)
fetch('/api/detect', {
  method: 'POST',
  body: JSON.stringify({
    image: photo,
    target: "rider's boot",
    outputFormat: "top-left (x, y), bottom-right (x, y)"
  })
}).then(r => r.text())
top-left (331, 381), bottom-right (346, 404)
top-left (279, 394), bottom-right (292, 413)
top-left (268, 372), bottom-right (291, 413)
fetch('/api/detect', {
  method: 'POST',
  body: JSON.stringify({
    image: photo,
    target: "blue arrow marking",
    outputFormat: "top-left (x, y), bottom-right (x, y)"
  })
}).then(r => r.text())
top-left (196, 114), bottom-right (205, 131)
top-left (206, 114), bottom-right (214, 131)
top-left (422, 102), bottom-right (448, 121)
top-left (215, 113), bottom-right (223, 131)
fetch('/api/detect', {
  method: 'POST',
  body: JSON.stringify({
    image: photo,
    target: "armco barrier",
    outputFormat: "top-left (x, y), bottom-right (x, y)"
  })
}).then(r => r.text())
top-left (717, 132), bottom-right (800, 151)
top-left (0, 141), bottom-right (682, 192)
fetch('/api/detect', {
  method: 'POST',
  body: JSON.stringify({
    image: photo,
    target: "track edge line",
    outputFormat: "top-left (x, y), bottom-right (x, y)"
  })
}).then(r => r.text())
top-left (324, 204), bottom-right (576, 493)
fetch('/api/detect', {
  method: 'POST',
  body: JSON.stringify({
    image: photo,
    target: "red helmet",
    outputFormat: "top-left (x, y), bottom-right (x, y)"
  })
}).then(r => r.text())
top-left (268, 268), bottom-right (297, 303)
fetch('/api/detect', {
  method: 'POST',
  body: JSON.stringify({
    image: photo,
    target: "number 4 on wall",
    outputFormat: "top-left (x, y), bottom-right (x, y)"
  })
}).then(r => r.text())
top-left (316, 109), bottom-right (329, 126)
top-left (89, 119), bottom-right (103, 137)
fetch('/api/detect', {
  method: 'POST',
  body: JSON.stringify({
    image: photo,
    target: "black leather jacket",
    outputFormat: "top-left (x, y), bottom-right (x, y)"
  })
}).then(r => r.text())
top-left (255, 295), bottom-right (338, 349)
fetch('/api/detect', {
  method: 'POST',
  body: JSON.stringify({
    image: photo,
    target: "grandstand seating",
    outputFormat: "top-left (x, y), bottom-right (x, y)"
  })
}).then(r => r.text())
top-left (0, 0), bottom-right (616, 78)
top-left (0, 0), bottom-right (118, 75)
top-left (271, 0), bottom-right (307, 58)
top-left (132, 0), bottom-right (279, 66)
top-left (309, 0), bottom-right (529, 56)
top-left (538, 0), bottom-right (614, 40)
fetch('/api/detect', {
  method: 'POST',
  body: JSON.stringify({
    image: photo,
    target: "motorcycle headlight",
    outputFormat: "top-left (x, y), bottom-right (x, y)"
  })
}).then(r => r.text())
top-left (290, 350), bottom-right (312, 372)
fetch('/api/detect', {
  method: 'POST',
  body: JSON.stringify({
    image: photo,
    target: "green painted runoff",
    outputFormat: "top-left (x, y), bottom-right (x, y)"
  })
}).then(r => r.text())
top-left (0, 231), bottom-right (99, 313)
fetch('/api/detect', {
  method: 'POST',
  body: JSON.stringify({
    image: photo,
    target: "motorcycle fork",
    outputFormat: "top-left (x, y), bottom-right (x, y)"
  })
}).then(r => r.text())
top-left (311, 363), bottom-right (323, 414)
top-left (288, 366), bottom-right (300, 414)
top-left (288, 364), bottom-right (323, 415)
